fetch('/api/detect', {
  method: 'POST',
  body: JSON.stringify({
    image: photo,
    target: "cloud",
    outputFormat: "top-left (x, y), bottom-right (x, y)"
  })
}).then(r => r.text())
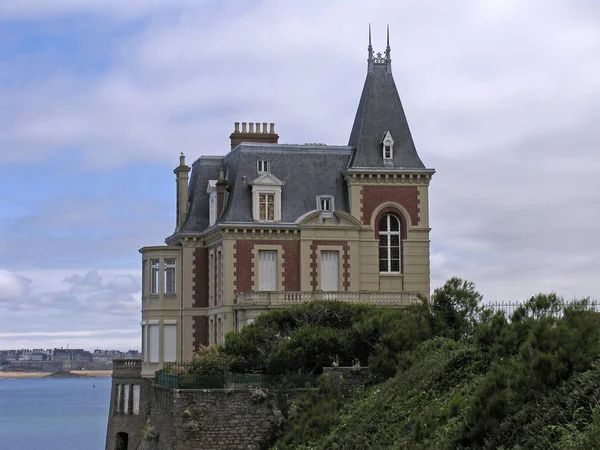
top-left (0, 270), bottom-right (32, 301)
top-left (0, 269), bottom-right (140, 314)
top-left (1, 0), bottom-right (600, 351)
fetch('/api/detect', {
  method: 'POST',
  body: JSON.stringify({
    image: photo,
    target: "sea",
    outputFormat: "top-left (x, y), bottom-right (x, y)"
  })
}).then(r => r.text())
top-left (0, 377), bottom-right (111, 450)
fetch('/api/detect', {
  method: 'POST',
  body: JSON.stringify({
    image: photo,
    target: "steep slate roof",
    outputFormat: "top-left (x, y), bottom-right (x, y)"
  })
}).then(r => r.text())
top-left (221, 144), bottom-right (352, 224)
top-left (180, 156), bottom-right (223, 232)
top-left (348, 53), bottom-right (426, 169)
top-left (181, 145), bottom-right (353, 233)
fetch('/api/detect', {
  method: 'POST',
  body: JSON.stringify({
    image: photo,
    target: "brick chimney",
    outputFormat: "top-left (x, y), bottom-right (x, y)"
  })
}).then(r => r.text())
top-left (173, 152), bottom-right (191, 230)
top-left (229, 122), bottom-right (279, 150)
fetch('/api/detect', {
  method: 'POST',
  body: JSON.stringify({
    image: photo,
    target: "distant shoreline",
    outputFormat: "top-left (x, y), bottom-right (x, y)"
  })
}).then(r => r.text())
top-left (0, 370), bottom-right (113, 379)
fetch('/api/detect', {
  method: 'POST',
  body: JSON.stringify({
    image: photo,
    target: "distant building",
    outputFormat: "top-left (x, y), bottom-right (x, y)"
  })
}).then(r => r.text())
top-left (53, 348), bottom-right (92, 362)
top-left (137, 32), bottom-right (435, 377)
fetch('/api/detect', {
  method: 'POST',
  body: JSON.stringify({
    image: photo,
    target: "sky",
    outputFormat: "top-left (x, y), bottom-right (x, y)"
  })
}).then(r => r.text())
top-left (1, 0), bottom-right (599, 351)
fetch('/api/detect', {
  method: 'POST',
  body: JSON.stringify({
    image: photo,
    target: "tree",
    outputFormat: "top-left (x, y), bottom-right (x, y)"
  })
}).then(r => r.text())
top-left (431, 277), bottom-right (483, 341)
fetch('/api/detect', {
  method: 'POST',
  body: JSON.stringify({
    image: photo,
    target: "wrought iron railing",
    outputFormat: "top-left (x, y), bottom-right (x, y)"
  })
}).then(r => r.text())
top-left (155, 364), bottom-right (317, 390)
top-left (484, 300), bottom-right (600, 318)
top-left (235, 291), bottom-right (421, 307)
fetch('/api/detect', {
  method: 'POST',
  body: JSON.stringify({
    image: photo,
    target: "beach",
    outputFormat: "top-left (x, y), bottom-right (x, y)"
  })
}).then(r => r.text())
top-left (0, 370), bottom-right (112, 379)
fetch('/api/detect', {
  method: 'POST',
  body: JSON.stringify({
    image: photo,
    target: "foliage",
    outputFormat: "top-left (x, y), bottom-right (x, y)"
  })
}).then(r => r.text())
top-left (254, 282), bottom-right (600, 450)
top-left (431, 277), bottom-right (483, 341)
top-left (187, 345), bottom-right (240, 375)
top-left (271, 373), bottom-right (346, 450)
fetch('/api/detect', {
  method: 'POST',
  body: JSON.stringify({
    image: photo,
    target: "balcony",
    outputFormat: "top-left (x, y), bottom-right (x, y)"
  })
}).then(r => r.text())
top-left (234, 291), bottom-right (422, 308)
top-left (112, 358), bottom-right (142, 378)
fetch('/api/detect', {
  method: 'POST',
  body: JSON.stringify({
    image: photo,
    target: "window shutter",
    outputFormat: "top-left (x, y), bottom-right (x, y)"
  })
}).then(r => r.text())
top-left (163, 325), bottom-right (177, 363)
top-left (149, 325), bottom-right (159, 363)
top-left (258, 251), bottom-right (277, 291)
top-left (320, 251), bottom-right (339, 291)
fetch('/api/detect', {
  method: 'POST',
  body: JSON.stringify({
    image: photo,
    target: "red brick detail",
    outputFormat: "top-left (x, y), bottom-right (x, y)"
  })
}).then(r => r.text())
top-left (361, 186), bottom-right (419, 226)
top-left (233, 240), bottom-right (300, 294)
top-left (192, 316), bottom-right (208, 349)
top-left (213, 250), bottom-right (218, 307)
top-left (193, 248), bottom-right (208, 308)
top-left (310, 241), bottom-right (350, 291)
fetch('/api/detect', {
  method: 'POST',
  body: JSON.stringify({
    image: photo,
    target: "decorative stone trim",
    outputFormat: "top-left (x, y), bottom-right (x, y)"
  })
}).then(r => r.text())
top-left (344, 171), bottom-right (433, 186)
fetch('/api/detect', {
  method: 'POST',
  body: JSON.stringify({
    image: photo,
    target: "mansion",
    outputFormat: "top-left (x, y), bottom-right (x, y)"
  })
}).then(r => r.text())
top-left (139, 33), bottom-right (435, 377)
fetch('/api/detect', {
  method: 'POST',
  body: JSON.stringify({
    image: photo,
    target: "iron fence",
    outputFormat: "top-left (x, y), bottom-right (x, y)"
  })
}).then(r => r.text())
top-left (483, 300), bottom-right (600, 318)
top-left (155, 364), bottom-right (317, 390)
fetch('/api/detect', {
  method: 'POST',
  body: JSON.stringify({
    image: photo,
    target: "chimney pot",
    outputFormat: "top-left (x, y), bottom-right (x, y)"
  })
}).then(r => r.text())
top-left (269, 123), bottom-right (275, 134)
top-left (262, 122), bottom-right (268, 134)
top-left (234, 122), bottom-right (240, 133)
top-left (242, 122), bottom-right (247, 133)
top-left (249, 122), bottom-right (254, 133)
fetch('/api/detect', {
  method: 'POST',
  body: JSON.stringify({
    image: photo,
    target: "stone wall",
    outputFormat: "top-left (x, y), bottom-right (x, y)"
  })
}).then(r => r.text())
top-left (137, 388), bottom-right (280, 450)
top-left (106, 368), bottom-right (370, 450)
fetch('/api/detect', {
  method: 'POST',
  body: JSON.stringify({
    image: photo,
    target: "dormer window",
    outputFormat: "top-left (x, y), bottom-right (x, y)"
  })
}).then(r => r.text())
top-left (381, 130), bottom-right (394, 165)
top-left (206, 180), bottom-right (218, 226)
top-left (257, 160), bottom-right (269, 173)
top-left (317, 195), bottom-right (334, 212)
top-left (250, 172), bottom-right (284, 222)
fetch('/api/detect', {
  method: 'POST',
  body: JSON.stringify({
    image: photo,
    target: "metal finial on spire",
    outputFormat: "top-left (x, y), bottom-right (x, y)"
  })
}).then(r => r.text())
top-left (386, 24), bottom-right (390, 48)
top-left (367, 24), bottom-right (374, 72)
top-left (385, 24), bottom-right (392, 74)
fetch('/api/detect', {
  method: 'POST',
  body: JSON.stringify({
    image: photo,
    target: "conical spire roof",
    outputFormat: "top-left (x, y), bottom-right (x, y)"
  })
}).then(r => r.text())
top-left (348, 29), bottom-right (426, 169)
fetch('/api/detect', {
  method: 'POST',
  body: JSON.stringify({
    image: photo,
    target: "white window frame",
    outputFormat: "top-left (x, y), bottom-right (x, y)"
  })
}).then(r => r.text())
top-left (250, 173), bottom-right (284, 222)
top-left (379, 214), bottom-right (401, 273)
top-left (164, 258), bottom-right (176, 295)
top-left (257, 160), bottom-right (269, 173)
top-left (150, 259), bottom-right (159, 295)
top-left (252, 188), bottom-right (281, 222)
top-left (317, 195), bottom-right (334, 212)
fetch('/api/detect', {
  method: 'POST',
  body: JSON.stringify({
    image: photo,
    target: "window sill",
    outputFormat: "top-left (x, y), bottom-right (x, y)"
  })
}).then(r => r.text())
top-left (163, 294), bottom-right (177, 298)
top-left (379, 272), bottom-right (403, 276)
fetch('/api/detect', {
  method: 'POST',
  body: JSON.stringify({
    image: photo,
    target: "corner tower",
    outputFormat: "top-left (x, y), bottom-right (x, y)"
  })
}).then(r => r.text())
top-left (344, 26), bottom-right (435, 298)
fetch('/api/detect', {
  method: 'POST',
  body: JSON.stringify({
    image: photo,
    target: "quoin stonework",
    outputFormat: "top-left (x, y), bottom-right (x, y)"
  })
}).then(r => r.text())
top-left (138, 29), bottom-right (435, 378)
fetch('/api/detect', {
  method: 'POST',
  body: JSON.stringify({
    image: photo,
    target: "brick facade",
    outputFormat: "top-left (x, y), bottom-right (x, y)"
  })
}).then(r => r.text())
top-left (233, 240), bottom-right (300, 294)
top-left (193, 248), bottom-right (208, 308)
top-left (361, 185), bottom-right (419, 226)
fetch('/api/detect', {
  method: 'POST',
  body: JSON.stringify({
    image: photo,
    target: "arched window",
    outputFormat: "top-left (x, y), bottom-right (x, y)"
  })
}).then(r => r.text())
top-left (379, 214), bottom-right (401, 273)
